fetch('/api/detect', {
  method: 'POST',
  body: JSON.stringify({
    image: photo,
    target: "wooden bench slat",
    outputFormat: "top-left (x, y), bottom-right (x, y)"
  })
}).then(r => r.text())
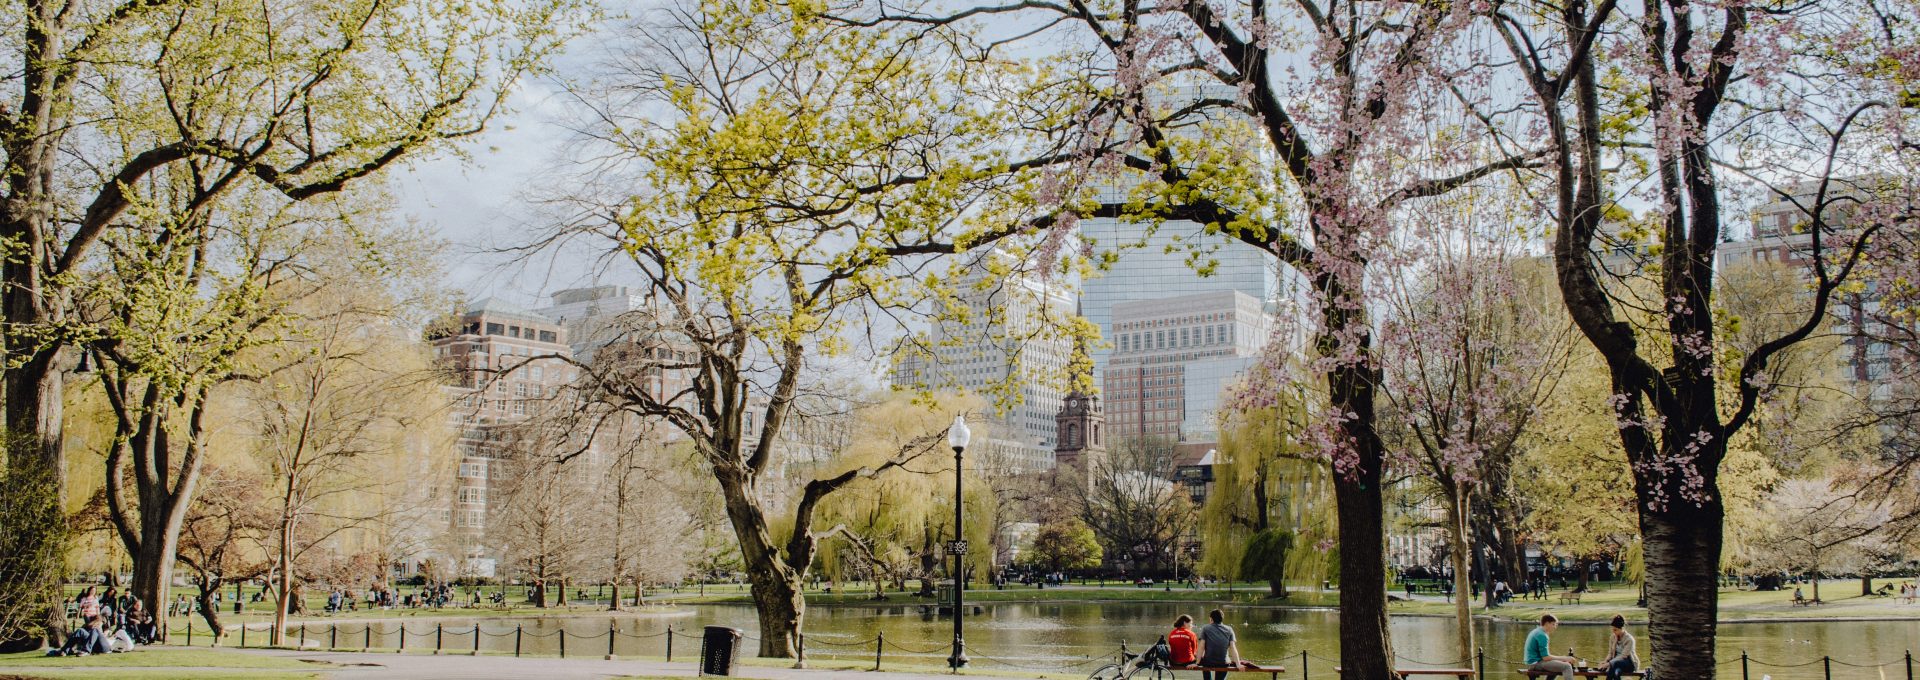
top-left (1332, 666), bottom-right (1477, 678)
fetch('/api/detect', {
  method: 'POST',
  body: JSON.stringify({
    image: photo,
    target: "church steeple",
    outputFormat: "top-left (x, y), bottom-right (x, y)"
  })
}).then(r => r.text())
top-left (1054, 297), bottom-right (1105, 472)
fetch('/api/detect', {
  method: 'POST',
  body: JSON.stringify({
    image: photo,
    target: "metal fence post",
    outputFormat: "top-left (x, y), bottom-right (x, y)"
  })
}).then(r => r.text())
top-left (1477, 647), bottom-right (1483, 679)
top-left (1825, 655), bottom-right (1832, 680)
top-left (364, 624), bottom-right (370, 651)
top-left (186, 620), bottom-right (192, 646)
top-left (300, 623), bottom-right (306, 648)
top-left (666, 628), bottom-right (673, 662)
top-left (1301, 650), bottom-right (1308, 680)
top-left (1741, 650), bottom-right (1749, 680)
top-left (560, 628), bottom-right (567, 658)
top-left (876, 632), bottom-right (884, 671)
top-left (607, 624), bottom-right (616, 659)
top-left (437, 623), bottom-right (444, 654)
top-left (1907, 649), bottom-right (1913, 680)
top-left (473, 625), bottom-right (481, 656)
top-left (241, 623), bottom-right (247, 648)
top-left (330, 624), bottom-right (337, 649)
top-left (515, 624), bottom-right (522, 657)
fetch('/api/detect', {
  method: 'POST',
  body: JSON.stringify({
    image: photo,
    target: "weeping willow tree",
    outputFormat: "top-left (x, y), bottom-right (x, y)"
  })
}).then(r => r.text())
top-left (814, 396), bottom-right (995, 599)
top-left (1201, 387), bottom-right (1336, 598)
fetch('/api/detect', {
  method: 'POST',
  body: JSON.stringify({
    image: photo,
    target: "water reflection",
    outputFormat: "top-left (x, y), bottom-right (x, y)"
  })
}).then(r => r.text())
top-left (298, 602), bottom-right (1920, 679)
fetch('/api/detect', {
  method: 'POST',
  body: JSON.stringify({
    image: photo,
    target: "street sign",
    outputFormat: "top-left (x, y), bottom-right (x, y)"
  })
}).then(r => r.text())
top-left (945, 540), bottom-right (969, 555)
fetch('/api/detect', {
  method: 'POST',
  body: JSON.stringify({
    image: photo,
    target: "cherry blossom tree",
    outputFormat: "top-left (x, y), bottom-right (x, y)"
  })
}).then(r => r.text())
top-left (1377, 206), bottom-right (1573, 660)
top-left (1481, 1), bottom-right (1919, 676)
top-left (821, 0), bottom-right (1540, 671)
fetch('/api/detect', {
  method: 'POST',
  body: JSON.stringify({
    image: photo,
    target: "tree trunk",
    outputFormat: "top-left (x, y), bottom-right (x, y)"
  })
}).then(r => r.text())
top-left (609, 581), bottom-right (621, 612)
top-left (748, 576), bottom-right (803, 658)
top-left (272, 517), bottom-right (294, 645)
top-left (1641, 498), bottom-right (1723, 680)
top-left (1447, 488), bottom-right (1474, 663)
top-left (3, 353), bottom-right (68, 648)
top-left (1861, 574), bottom-right (1872, 597)
top-left (196, 583), bottom-right (224, 640)
top-left (1333, 466), bottom-right (1394, 680)
top-left (131, 522), bottom-right (182, 644)
top-left (1575, 558), bottom-right (1592, 593)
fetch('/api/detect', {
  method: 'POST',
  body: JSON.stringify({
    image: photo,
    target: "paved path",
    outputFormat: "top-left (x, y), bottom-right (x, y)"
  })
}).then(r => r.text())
top-left (0, 650), bottom-right (1024, 680)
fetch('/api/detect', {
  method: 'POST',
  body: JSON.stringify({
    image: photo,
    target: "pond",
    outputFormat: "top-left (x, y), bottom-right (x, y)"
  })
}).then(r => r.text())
top-left (289, 602), bottom-right (1920, 679)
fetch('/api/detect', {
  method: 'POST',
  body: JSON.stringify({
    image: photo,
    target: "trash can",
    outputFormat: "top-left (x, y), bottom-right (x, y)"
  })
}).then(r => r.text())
top-left (699, 626), bottom-right (742, 676)
top-left (233, 601), bottom-right (242, 615)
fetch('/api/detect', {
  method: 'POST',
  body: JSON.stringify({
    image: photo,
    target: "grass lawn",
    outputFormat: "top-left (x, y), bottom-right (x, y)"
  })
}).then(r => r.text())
top-left (0, 671), bottom-right (319, 680)
top-left (0, 649), bottom-right (316, 670)
top-left (1386, 578), bottom-right (1920, 622)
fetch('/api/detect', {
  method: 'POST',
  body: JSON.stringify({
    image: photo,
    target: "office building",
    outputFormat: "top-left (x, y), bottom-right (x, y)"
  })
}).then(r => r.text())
top-left (1722, 178), bottom-right (1894, 393)
top-left (1103, 290), bottom-right (1271, 442)
top-left (893, 251), bottom-right (1076, 470)
top-left (429, 298), bottom-right (577, 575)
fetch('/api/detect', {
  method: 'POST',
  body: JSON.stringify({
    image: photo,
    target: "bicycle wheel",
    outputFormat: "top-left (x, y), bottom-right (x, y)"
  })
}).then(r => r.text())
top-left (1086, 663), bottom-right (1126, 680)
top-left (1122, 664), bottom-right (1172, 680)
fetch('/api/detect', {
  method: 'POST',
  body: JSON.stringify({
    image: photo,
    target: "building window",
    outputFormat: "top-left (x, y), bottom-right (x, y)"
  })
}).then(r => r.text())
top-left (486, 322), bottom-right (504, 335)
top-left (539, 330), bottom-right (557, 343)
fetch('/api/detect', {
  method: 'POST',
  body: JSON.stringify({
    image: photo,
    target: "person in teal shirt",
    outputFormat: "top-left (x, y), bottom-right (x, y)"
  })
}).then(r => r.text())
top-left (1526, 614), bottom-right (1580, 679)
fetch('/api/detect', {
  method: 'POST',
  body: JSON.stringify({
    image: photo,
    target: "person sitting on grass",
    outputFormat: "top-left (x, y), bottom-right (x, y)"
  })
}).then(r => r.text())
top-left (1167, 615), bottom-right (1199, 667)
top-left (52, 616), bottom-right (111, 656)
top-left (1525, 613), bottom-right (1581, 680)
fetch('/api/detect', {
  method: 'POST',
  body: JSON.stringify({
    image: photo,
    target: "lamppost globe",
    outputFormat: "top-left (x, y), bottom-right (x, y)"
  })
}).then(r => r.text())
top-left (949, 416), bottom-right (970, 450)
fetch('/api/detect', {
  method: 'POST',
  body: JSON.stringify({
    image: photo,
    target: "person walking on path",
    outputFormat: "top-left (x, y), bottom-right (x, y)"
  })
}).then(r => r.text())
top-left (1525, 613), bottom-right (1581, 680)
top-left (1603, 614), bottom-right (1638, 680)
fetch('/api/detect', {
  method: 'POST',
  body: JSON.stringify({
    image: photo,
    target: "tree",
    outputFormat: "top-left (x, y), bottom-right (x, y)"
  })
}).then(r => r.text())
top-left (1023, 520), bottom-right (1102, 574)
top-left (244, 282), bottom-right (449, 645)
top-left (1751, 478), bottom-right (1900, 603)
top-left (1377, 223), bottom-right (1571, 659)
top-left (1076, 436), bottom-right (1195, 574)
top-left (820, 0), bottom-right (1536, 669)
top-left (175, 465), bottom-right (275, 640)
top-left (1486, 2), bottom-right (1917, 675)
top-left (598, 427), bottom-right (695, 610)
top-left (1201, 390), bottom-right (1337, 599)
top-left (0, 0), bottom-right (581, 645)
top-left (528, 0), bottom-right (1075, 657)
top-left (488, 428), bottom-right (600, 609)
top-left (1240, 529), bottom-right (1293, 598)
top-left (0, 436), bottom-right (66, 648)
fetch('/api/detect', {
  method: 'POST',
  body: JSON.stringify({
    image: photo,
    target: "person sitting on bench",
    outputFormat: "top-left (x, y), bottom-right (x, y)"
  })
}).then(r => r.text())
top-left (1525, 613), bottom-right (1581, 680)
top-left (1168, 615), bottom-right (1199, 668)
top-left (1792, 587), bottom-right (1806, 604)
top-left (1198, 609), bottom-right (1251, 679)
top-left (1603, 614), bottom-right (1639, 680)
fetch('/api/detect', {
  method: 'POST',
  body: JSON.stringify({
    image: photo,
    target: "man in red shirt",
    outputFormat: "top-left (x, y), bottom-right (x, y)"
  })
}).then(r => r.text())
top-left (1167, 614), bottom-right (1199, 667)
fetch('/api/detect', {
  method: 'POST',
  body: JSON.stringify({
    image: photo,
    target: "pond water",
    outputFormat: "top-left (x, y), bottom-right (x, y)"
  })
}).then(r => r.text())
top-left (295, 602), bottom-right (1920, 679)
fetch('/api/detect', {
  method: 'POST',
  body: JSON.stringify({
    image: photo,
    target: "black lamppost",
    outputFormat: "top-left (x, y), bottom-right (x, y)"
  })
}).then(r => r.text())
top-left (947, 416), bottom-right (971, 671)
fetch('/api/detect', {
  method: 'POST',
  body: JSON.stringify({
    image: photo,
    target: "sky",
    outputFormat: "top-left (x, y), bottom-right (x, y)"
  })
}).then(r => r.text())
top-left (387, 63), bottom-right (597, 310)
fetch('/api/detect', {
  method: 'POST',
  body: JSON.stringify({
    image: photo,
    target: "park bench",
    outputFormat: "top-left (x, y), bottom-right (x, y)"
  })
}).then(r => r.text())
top-left (1181, 664), bottom-right (1287, 679)
top-left (1791, 597), bottom-right (1819, 607)
top-left (1335, 666), bottom-right (1477, 678)
top-left (1557, 591), bottom-right (1582, 605)
top-left (1517, 666), bottom-right (1651, 678)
